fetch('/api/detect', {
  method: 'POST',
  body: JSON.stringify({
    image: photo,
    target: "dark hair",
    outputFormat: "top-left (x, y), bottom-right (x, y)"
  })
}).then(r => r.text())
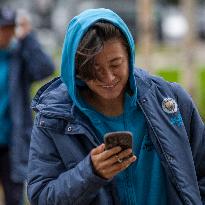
top-left (75, 21), bottom-right (130, 81)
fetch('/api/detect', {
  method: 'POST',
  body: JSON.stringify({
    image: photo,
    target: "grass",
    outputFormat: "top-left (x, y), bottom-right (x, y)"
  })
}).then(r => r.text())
top-left (156, 68), bottom-right (181, 82)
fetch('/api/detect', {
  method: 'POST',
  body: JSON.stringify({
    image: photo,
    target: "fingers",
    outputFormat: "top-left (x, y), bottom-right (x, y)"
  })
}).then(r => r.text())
top-left (100, 155), bottom-right (137, 179)
top-left (91, 144), bottom-right (105, 155)
top-left (99, 146), bottom-right (122, 161)
top-left (91, 144), bottom-right (122, 175)
top-left (109, 155), bottom-right (137, 173)
top-left (91, 144), bottom-right (122, 161)
top-left (116, 148), bottom-right (133, 161)
top-left (100, 148), bottom-right (133, 168)
top-left (91, 144), bottom-right (137, 179)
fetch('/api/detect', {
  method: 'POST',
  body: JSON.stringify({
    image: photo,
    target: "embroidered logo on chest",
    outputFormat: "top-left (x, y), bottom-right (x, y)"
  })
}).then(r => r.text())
top-left (162, 98), bottom-right (178, 114)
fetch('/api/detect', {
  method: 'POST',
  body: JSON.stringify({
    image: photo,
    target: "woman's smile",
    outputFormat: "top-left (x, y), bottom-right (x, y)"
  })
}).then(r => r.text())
top-left (99, 80), bottom-right (120, 89)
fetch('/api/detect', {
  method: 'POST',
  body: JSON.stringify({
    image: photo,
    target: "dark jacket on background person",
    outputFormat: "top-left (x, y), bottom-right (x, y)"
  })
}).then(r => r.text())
top-left (27, 68), bottom-right (205, 205)
top-left (8, 32), bottom-right (54, 183)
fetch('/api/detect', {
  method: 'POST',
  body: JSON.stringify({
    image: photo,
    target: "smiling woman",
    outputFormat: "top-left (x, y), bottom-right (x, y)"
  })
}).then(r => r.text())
top-left (80, 41), bottom-right (128, 116)
top-left (27, 8), bottom-right (205, 205)
top-left (79, 39), bottom-right (129, 115)
top-left (75, 22), bottom-right (130, 116)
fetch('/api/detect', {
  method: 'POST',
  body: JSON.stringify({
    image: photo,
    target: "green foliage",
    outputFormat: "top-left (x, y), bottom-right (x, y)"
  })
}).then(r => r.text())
top-left (197, 68), bottom-right (205, 121)
top-left (156, 68), bottom-right (181, 82)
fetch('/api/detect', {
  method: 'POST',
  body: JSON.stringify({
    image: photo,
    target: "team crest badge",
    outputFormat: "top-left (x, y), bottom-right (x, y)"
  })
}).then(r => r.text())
top-left (162, 98), bottom-right (178, 114)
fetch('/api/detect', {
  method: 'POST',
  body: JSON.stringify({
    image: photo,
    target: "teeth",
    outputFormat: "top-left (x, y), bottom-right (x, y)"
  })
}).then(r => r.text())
top-left (102, 85), bottom-right (114, 88)
top-left (101, 81), bottom-right (119, 88)
top-left (100, 81), bottom-right (119, 88)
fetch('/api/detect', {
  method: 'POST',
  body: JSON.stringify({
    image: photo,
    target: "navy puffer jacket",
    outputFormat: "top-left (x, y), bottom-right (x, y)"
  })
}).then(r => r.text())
top-left (28, 69), bottom-right (205, 205)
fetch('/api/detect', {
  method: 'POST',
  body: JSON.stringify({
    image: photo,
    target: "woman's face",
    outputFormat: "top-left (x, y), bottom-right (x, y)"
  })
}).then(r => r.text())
top-left (84, 39), bottom-right (129, 102)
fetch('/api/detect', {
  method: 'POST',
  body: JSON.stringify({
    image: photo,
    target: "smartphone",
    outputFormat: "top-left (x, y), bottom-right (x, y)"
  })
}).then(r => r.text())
top-left (104, 131), bottom-right (133, 150)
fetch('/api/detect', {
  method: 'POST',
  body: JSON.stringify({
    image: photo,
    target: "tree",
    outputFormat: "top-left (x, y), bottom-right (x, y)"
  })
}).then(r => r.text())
top-left (181, 0), bottom-right (197, 98)
top-left (136, 0), bottom-right (155, 73)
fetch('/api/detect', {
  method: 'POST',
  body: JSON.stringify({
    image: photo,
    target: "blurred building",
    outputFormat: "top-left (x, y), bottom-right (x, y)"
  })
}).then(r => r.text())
top-left (1, 0), bottom-right (205, 50)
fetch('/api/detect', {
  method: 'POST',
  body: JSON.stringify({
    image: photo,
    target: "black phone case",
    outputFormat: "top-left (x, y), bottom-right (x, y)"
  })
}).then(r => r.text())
top-left (104, 131), bottom-right (133, 150)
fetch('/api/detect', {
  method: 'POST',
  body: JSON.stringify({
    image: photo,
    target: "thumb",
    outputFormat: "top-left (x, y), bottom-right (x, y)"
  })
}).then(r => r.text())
top-left (91, 144), bottom-right (105, 156)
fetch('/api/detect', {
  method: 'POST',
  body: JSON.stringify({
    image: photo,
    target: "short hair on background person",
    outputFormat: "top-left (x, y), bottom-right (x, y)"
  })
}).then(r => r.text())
top-left (16, 9), bottom-right (32, 26)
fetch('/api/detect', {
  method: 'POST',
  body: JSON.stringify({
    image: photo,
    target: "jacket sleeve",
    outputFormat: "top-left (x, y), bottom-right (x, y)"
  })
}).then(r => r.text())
top-left (20, 32), bottom-right (55, 82)
top-left (171, 83), bottom-right (205, 204)
top-left (27, 116), bottom-right (109, 205)
top-left (189, 103), bottom-right (205, 205)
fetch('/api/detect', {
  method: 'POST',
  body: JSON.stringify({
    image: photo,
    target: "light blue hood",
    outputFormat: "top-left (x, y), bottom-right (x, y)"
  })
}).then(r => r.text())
top-left (61, 8), bottom-right (136, 110)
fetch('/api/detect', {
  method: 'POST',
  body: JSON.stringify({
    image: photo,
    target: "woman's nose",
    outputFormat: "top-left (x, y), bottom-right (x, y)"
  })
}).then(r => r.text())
top-left (102, 69), bottom-right (115, 84)
top-left (107, 69), bottom-right (115, 81)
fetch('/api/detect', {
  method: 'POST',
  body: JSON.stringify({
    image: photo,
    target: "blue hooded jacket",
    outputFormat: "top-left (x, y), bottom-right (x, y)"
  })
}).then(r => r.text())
top-left (61, 8), bottom-right (137, 110)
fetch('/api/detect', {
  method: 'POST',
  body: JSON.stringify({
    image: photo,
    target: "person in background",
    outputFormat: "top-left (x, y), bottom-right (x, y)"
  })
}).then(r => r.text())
top-left (27, 8), bottom-right (204, 205)
top-left (15, 9), bottom-right (32, 40)
top-left (0, 6), bottom-right (55, 205)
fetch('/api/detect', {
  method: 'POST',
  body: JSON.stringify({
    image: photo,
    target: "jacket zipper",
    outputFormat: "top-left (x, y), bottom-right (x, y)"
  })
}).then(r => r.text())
top-left (137, 100), bottom-right (189, 205)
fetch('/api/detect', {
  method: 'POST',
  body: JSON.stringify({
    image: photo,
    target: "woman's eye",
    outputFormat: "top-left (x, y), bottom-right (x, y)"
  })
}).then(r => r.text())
top-left (110, 59), bottom-right (124, 68)
top-left (111, 64), bottom-right (121, 68)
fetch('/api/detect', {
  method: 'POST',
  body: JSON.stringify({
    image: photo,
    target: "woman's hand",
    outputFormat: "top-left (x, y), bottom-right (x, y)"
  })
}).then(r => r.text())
top-left (91, 144), bottom-right (136, 179)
